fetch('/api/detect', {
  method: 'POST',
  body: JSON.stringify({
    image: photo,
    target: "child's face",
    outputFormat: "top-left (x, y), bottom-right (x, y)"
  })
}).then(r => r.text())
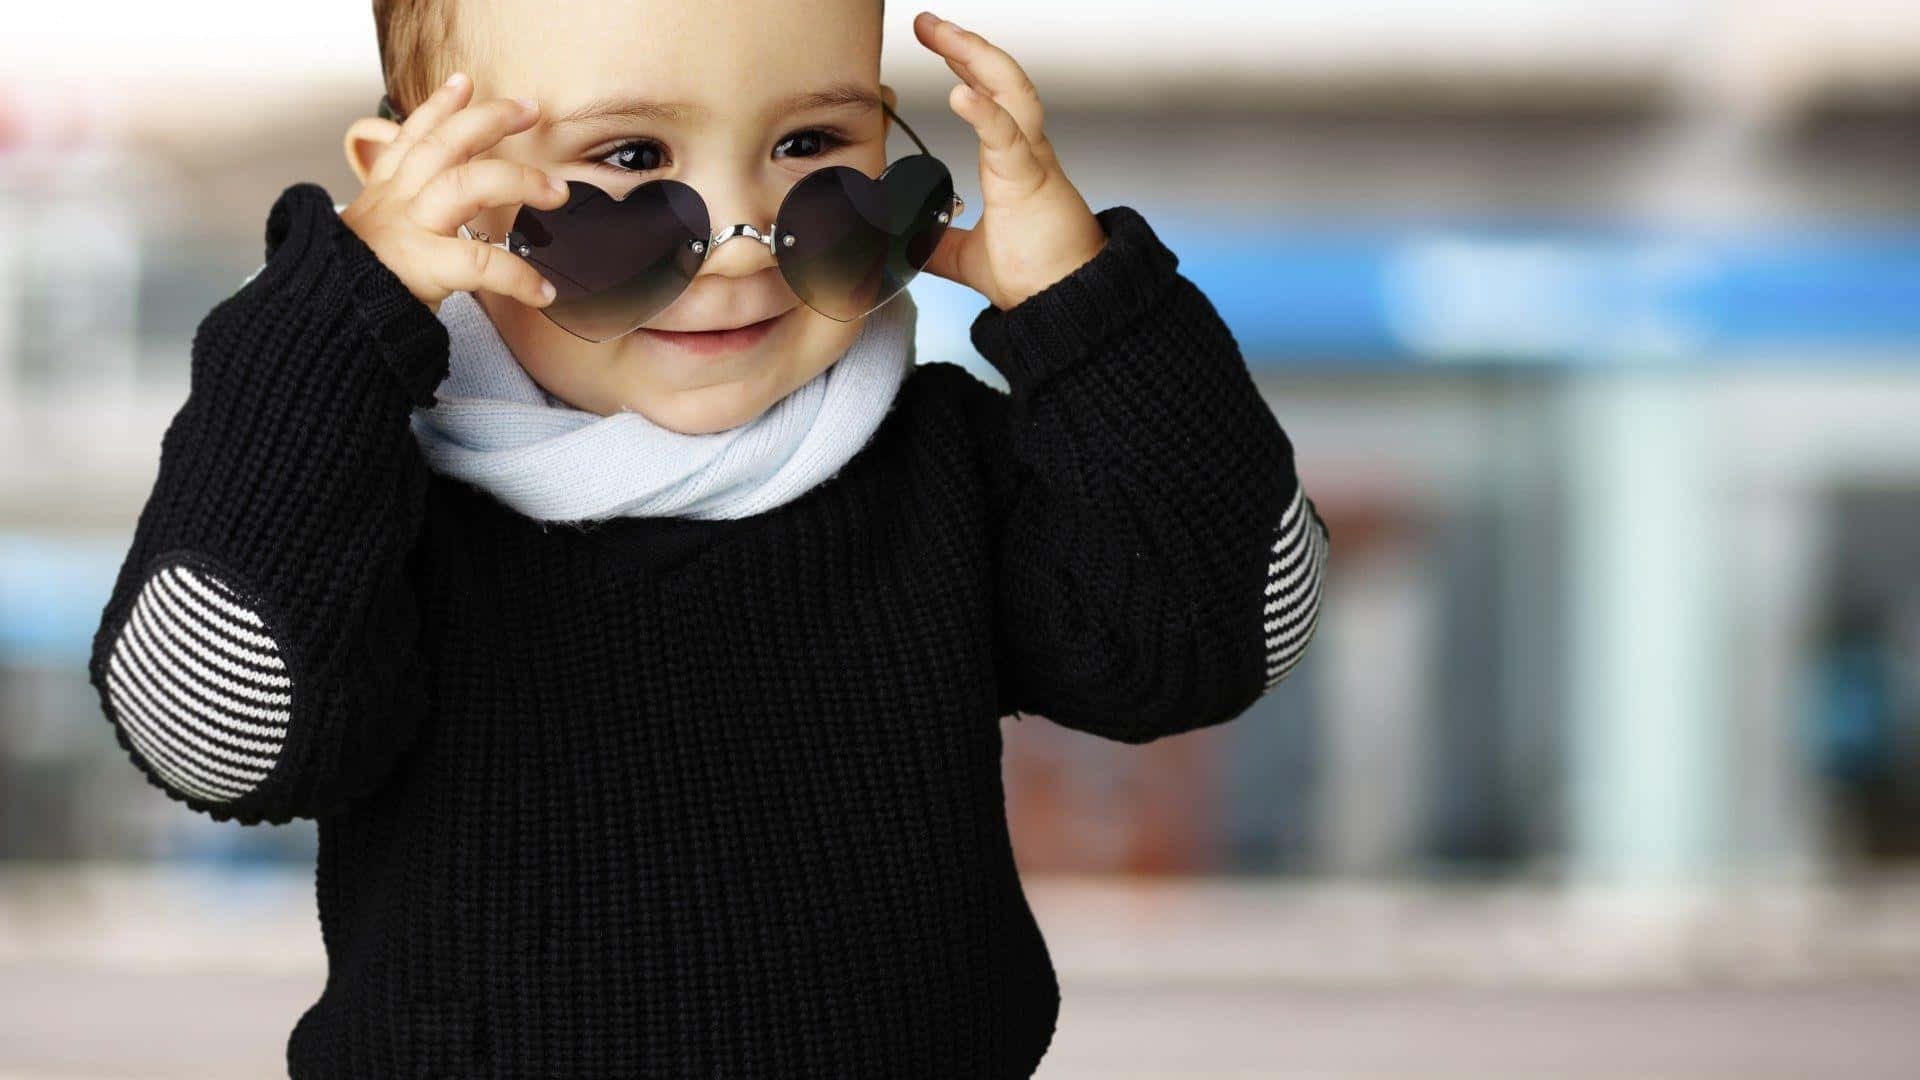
top-left (420, 0), bottom-right (888, 434)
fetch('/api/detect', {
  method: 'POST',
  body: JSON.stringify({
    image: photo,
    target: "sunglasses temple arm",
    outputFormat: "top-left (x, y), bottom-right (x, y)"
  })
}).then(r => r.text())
top-left (881, 100), bottom-right (933, 157)
top-left (880, 103), bottom-right (967, 219)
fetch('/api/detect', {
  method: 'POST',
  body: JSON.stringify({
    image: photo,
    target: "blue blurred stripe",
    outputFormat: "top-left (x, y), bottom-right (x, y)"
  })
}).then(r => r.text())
top-left (1, 531), bottom-right (125, 665)
top-left (1148, 216), bottom-right (1920, 365)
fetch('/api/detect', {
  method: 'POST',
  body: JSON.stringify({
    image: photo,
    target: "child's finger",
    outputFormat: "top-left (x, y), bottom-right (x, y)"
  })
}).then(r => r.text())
top-left (424, 232), bottom-right (557, 309)
top-left (919, 222), bottom-right (972, 286)
top-left (390, 96), bottom-right (541, 200)
top-left (918, 17), bottom-right (1050, 157)
top-left (409, 158), bottom-right (568, 238)
top-left (929, 43), bottom-right (988, 98)
top-left (369, 72), bottom-right (473, 188)
top-left (949, 83), bottom-right (1047, 194)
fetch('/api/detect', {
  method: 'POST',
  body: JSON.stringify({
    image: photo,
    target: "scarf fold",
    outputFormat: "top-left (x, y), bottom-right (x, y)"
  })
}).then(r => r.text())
top-left (408, 288), bottom-right (918, 524)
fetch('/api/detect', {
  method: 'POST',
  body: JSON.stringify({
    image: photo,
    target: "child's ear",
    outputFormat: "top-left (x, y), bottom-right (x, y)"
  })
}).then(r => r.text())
top-left (342, 116), bottom-right (402, 188)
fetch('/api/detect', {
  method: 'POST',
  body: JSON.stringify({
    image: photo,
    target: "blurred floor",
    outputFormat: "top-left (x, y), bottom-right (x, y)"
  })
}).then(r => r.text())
top-left (2, 865), bottom-right (1918, 1077)
top-left (1, 966), bottom-right (1918, 1079)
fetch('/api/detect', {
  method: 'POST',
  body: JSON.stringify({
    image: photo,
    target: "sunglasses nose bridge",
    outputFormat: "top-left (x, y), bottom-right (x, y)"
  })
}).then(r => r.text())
top-left (698, 222), bottom-right (791, 260)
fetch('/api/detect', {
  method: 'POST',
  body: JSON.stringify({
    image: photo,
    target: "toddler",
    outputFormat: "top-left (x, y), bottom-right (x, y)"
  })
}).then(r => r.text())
top-left (86, 1), bottom-right (1330, 1076)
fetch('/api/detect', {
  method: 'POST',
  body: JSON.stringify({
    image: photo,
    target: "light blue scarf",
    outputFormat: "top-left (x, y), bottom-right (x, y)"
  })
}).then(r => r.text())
top-left (407, 286), bottom-right (918, 524)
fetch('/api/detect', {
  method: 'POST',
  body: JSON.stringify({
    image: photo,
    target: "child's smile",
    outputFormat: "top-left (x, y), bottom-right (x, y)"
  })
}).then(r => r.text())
top-left (634, 307), bottom-right (791, 359)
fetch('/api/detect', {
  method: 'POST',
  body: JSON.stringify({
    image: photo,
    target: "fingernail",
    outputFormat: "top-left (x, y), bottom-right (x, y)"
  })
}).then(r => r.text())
top-left (516, 97), bottom-right (539, 113)
top-left (549, 175), bottom-right (568, 194)
top-left (540, 280), bottom-right (557, 302)
top-left (444, 72), bottom-right (465, 89)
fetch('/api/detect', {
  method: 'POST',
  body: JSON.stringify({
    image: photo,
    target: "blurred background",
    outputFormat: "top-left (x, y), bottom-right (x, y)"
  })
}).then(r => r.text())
top-left (3, 1), bottom-right (1920, 1077)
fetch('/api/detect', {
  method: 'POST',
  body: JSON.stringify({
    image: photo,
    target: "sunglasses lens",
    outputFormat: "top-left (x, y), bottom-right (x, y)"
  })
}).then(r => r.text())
top-left (775, 157), bottom-right (954, 322)
top-left (509, 180), bottom-right (710, 342)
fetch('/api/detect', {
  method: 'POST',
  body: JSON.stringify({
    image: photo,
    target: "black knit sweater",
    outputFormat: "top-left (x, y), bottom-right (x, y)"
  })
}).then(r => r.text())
top-left (86, 180), bottom-right (1329, 1079)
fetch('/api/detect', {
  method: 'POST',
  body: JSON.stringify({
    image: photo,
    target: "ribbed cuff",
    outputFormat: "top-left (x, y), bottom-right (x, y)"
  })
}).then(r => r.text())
top-left (967, 205), bottom-right (1183, 396)
top-left (262, 182), bottom-right (451, 409)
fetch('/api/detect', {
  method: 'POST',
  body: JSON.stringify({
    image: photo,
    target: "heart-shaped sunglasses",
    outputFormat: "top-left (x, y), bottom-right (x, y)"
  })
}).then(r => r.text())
top-left (379, 93), bottom-right (963, 343)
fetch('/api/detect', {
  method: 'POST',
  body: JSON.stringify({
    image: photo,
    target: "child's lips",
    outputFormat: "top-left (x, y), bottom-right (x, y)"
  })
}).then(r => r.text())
top-left (637, 312), bottom-right (784, 357)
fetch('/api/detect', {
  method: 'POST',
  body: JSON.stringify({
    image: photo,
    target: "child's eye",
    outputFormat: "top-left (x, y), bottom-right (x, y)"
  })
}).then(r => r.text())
top-left (597, 139), bottom-right (668, 173)
top-left (773, 128), bottom-right (848, 161)
top-left (591, 128), bottom-right (850, 175)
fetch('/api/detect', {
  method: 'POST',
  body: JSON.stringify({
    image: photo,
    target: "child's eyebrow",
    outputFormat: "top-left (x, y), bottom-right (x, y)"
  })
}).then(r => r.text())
top-left (543, 83), bottom-right (883, 134)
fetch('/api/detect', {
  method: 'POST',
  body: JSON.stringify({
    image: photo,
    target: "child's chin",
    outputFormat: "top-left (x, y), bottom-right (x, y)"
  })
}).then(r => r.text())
top-left (614, 372), bottom-right (787, 435)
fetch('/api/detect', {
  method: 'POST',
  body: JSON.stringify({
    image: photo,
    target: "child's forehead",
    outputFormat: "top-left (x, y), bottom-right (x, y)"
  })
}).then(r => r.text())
top-left (528, 82), bottom-right (886, 146)
top-left (469, 0), bottom-right (883, 112)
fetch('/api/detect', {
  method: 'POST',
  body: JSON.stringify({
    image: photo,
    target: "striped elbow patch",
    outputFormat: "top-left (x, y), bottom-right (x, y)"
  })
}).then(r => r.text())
top-left (103, 559), bottom-right (293, 804)
top-left (1262, 486), bottom-right (1329, 691)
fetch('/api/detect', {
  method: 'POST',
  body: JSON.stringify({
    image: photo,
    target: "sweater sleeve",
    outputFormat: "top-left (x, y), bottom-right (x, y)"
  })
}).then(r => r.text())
top-left (84, 181), bottom-right (450, 825)
top-left (968, 205), bottom-right (1330, 744)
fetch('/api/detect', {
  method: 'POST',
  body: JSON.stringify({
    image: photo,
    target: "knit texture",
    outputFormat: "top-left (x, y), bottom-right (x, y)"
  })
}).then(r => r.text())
top-left (86, 180), bottom-right (1329, 1079)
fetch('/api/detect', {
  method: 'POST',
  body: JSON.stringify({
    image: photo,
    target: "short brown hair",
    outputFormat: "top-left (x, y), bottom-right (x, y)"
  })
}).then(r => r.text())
top-left (372, 0), bottom-right (477, 118)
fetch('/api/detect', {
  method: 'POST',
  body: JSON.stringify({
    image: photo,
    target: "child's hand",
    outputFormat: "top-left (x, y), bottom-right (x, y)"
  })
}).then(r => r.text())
top-left (911, 12), bottom-right (1111, 312)
top-left (339, 72), bottom-right (570, 315)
